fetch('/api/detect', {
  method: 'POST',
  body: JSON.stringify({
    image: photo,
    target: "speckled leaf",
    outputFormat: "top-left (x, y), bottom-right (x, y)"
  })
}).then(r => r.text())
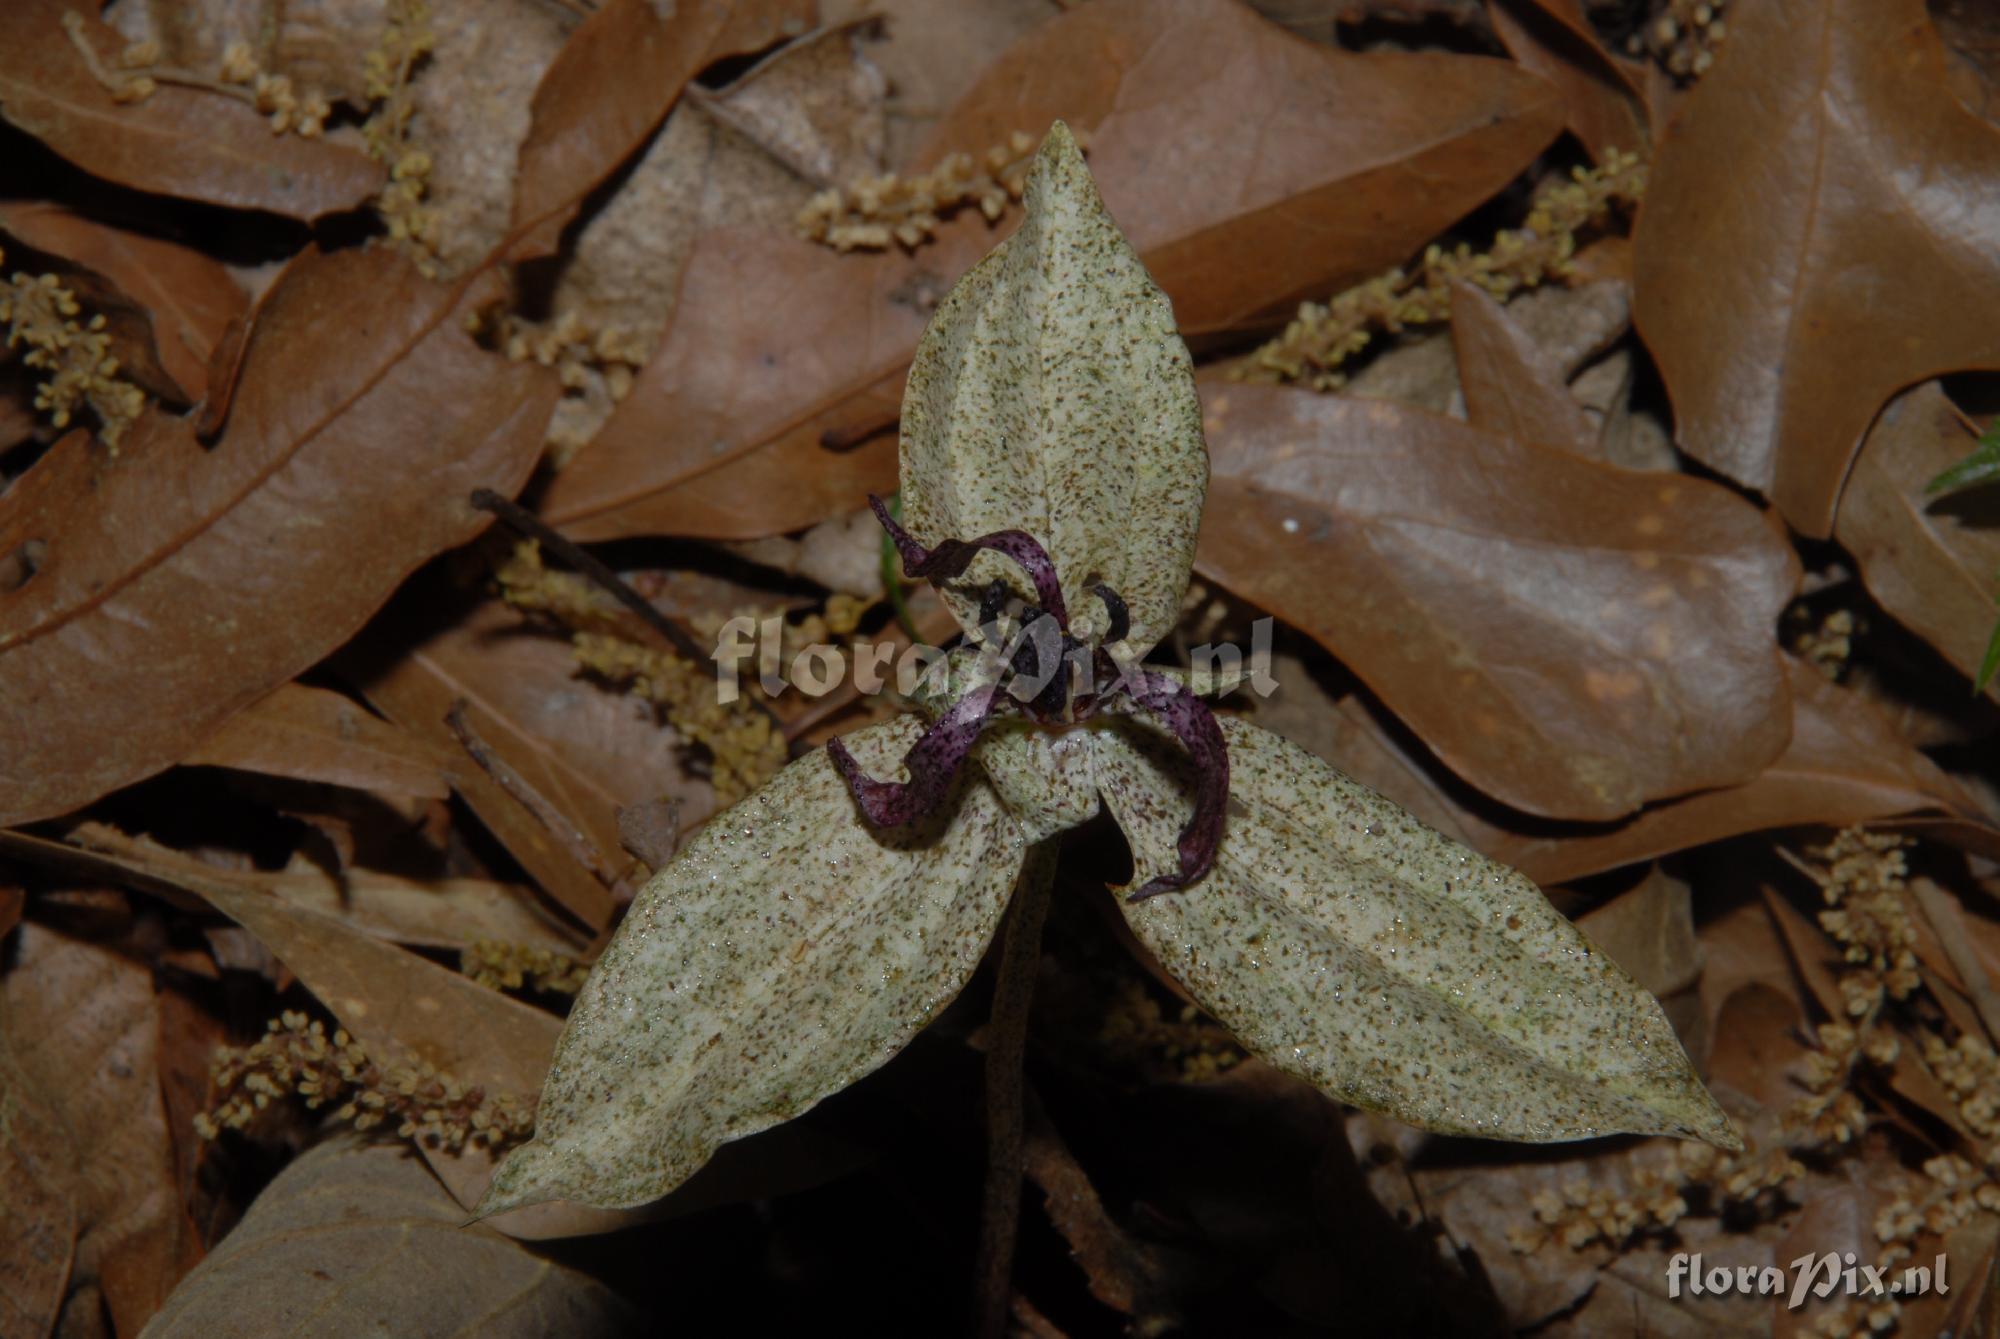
top-left (898, 122), bottom-right (1206, 656)
top-left (1092, 714), bottom-right (1739, 1147)
top-left (478, 718), bottom-right (1028, 1214)
top-left (974, 722), bottom-right (1101, 844)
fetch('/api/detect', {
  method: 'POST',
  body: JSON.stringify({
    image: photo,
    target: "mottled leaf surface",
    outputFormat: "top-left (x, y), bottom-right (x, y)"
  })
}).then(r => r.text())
top-left (899, 123), bottom-right (1206, 654)
top-left (1096, 714), bottom-right (1738, 1147)
top-left (479, 718), bottom-right (1028, 1214)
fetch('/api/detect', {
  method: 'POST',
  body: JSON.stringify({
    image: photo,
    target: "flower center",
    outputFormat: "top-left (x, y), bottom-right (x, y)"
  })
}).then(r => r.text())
top-left (826, 495), bottom-right (1227, 899)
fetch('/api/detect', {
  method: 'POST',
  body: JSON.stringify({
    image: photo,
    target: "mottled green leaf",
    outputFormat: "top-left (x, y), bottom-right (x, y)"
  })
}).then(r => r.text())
top-left (973, 722), bottom-right (1101, 844)
top-left (477, 718), bottom-right (1028, 1214)
top-left (1093, 714), bottom-right (1739, 1147)
top-left (898, 121), bottom-right (1207, 656)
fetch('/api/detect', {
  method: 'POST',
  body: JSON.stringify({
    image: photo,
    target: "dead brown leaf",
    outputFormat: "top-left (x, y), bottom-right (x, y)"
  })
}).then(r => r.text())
top-left (0, 1), bottom-right (382, 221)
top-left (919, 0), bottom-right (1566, 335)
top-left (1835, 381), bottom-right (2000, 703)
top-left (1488, 659), bottom-right (2000, 884)
top-left (1197, 382), bottom-right (1799, 820)
top-left (1706, 981), bottom-right (1809, 1115)
top-left (1487, 0), bottom-right (1647, 162)
top-left (0, 1033), bottom-right (76, 1339)
top-left (508, 0), bottom-right (734, 260)
top-left (0, 922), bottom-right (198, 1337)
top-left (0, 203), bottom-right (245, 405)
top-left (141, 1134), bottom-right (633, 1338)
top-left (273, 860), bottom-right (583, 955)
top-left (1449, 280), bottom-right (1603, 456)
top-left (530, 22), bottom-right (886, 460)
top-left (182, 681), bottom-right (449, 800)
top-left (538, 0), bottom-right (1564, 540)
top-left (1631, 0), bottom-right (2000, 536)
top-left (0, 248), bottom-right (559, 828)
top-left (1575, 865), bottom-right (1702, 1000)
top-left (346, 591), bottom-right (720, 931)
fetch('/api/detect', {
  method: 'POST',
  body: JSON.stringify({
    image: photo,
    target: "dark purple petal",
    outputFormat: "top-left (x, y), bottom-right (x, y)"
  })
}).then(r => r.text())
top-left (1089, 583), bottom-right (1130, 644)
top-left (868, 494), bottom-right (1069, 629)
top-left (827, 683), bottom-right (1000, 827)
top-left (1119, 669), bottom-right (1228, 901)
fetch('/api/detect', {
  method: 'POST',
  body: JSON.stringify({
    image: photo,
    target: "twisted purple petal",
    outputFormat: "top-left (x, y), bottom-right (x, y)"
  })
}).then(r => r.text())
top-left (868, 495), bottom-right (1069, 629)
top-left (827, 682), bottom-right (1001, 827)
top-left (1119, 669), bottom-right (1228, 901)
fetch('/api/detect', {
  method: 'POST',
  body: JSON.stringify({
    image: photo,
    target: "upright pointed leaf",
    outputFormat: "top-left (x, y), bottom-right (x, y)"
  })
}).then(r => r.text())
top-left (899, 122), bottom-right (1206, 654)
top-left (1093, 714), bottom-right (1738, 1147)
top-left (480, 718), bottom-right (1029, 1214)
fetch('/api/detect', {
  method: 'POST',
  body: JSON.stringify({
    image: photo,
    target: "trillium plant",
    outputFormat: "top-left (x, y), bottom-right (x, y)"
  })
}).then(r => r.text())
top-left (478, 125), bottom-right (1738, 1230)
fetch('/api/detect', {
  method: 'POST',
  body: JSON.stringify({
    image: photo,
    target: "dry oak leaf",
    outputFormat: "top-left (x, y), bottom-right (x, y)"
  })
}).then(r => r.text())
top-left (140, 1135), bottom-right (633, 1339)
top-left (1835, 381), bottom-right (2000, 703)
top-left (0, 247), bottom-right (559, 827)
top-left (1449, 279), bottom-right (1605, 457)
top-left (918, 0), bottom-right (1568, 335)
top-left (1195, 382), bottom-right (1800, 821)
top-left (536, 0), bottom-right (1563, 541)
top-left (1, 923), bottom-right (198, 1338)
top-left (1293, 657), bottom-right (1999, 887)
top-left (1484, 656), bottom-right (2000, 885)
top-left (508, 0), bottom-right (736, 261)
top-left (0, 0), bottom-right (381, 221)
top-left (0, 203), bottom-right (247, 405)
top-left (1632, 0), bottom-right (2000, 537)
top-left (17, 826), bottom-right (616, 1242)
top-left (1487, 0), bottom-right (1648, 164)
top-left (527, 21), bottom-right (883, 446)
top-left (345, 590), bottom-right (719, 932)
top-left (182, 681), bottom-right (451, 800)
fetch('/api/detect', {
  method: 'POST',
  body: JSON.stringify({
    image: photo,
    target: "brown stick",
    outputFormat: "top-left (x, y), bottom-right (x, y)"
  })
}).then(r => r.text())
top-left (468, 488), bottom-right (801, 758)
top-left (469, 488), bottom-right (708, 662)
top-left (974, 838), bottom-right (1058, 1339)
top-left (445, 699), bottom-right (620, 885)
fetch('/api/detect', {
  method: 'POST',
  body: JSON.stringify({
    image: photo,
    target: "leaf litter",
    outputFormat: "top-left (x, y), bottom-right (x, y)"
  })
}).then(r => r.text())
top-left (1, 0), bottom-right (1998, 1333)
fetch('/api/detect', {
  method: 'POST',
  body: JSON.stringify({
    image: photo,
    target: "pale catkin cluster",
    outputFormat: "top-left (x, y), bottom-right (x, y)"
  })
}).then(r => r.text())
top-left (796, 131), bottom-right (1048, 251)
top-left (1783, 831), bottom-right (1919, 1150)
top-left (194, 1011), bottom-right (534, 1152)
top-left (495, 542), bottom-right (789, 804)
top-left (1626, 0), bottom-right (1728, 81)
top-left (460, 939), bottom-right (591, 996)
top-left (499, 309), bottom-right (652, 399)
top-left (1793, 608), bottom-right (1858, 681)
top-left (1507, 1142), bottom-right (1802, 1253)
top-left (0, 251), bottom-right (145, 447)
top-left (1235, 150), bottom-right (1648, 389)
top-left (571, 633), bottom-right (787, 804)
top-left (61, 12), bottom-right (333, 135)
top-left (1094, 979), bottom-right (1245, 1083)
top-left (361, 0), bottom-right (441, 270)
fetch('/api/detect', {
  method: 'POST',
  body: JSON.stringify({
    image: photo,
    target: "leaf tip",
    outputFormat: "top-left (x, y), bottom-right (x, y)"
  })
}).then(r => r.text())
top-left (471, 1138), bottom-right (562, 1221)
